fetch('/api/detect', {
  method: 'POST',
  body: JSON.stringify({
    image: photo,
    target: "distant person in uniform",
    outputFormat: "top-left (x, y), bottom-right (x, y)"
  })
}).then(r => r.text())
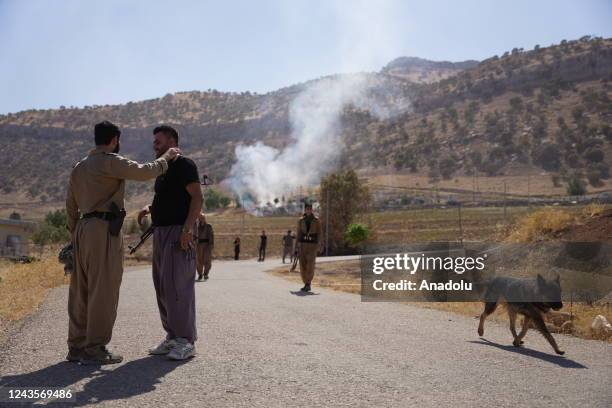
top-left (296, 203), bottom-right (321, 292)
top-left (196, 212), bottom-right (214, 281)
top-left (258, 230), bottom-right (267, 262)
top-left (233, 236), bottom-right (241, 260)
top-left (282, 230), bottom-right (295, 264)
top-left (138, 125), bottom-right (202, 361)
top-left (66, 121), bottom-right (179, 365)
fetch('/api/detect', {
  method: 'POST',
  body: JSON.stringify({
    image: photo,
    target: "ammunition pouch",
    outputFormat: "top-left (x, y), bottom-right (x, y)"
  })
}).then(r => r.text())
top-left (83, 203), bottom-right (125, 236)
top-left (108, 202), bottom-right (126, 236)
top-left (299, 233), bottom-right (318, 244)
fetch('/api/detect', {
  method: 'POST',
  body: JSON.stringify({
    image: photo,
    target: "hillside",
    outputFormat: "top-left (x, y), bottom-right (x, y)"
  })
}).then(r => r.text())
top-left (382, 56), bottom-right (479, 83)
top-left (0, 36), bottom-right (611, 207)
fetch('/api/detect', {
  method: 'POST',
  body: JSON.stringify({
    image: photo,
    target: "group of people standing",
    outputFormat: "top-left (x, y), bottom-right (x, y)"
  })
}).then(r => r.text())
top-left (65, 120), bottom-right (322, 366)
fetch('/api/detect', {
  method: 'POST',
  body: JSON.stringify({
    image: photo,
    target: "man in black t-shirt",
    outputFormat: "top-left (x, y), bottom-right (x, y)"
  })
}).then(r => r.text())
top-left (258, 230), bottom-right (267, 262)
top-left (137, 125), bottom-right (202, 361)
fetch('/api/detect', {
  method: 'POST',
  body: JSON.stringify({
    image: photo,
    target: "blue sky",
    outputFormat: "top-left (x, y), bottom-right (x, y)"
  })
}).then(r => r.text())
top-left (0, 0), bottom-right (610, 114)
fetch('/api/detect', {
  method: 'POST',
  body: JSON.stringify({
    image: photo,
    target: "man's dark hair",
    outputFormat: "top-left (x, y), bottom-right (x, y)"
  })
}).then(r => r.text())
top-left (94, 121), bottom-right (121, 145)
top-left (153, 125), bottom-right (179, 144)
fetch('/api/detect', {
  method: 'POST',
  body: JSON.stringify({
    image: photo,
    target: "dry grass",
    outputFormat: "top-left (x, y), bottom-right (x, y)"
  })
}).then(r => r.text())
top-left (269, 260), bottom-right (612, 342)
top-left (506, 204), bottom-right (609, 242)
top-left (506, 208), bottom-right (574, 242)
top-left (0, 255), bottom-right (68, 324)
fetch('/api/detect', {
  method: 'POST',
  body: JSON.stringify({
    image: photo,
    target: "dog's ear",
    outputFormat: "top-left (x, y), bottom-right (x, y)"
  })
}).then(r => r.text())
top-left (537, 274), bottom-right (546, 287)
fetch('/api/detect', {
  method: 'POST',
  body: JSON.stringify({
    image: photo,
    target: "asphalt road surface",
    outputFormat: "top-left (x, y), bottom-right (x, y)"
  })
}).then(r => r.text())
top-left (0, 258), bottom-right (610, 407)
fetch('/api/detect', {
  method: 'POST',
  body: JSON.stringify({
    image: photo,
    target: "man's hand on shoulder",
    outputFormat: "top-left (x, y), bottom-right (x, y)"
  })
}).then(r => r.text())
top-left (160, 147), bottom-right (181, 162)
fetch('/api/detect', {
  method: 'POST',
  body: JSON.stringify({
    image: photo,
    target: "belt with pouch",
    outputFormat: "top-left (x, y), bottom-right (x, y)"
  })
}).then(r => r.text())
top-left (82, 202), bottom-right (126, 236)
top-left (299, 233), bottom-right (318, 243)
top-left (83, 211), bottom-right (116, 221)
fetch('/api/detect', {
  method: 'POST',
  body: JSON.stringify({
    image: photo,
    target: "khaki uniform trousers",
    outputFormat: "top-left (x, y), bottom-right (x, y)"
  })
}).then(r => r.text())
top-left (68, 217), bottom-right (123, 353)
top-left (299, 243), bottom-right (318, 285)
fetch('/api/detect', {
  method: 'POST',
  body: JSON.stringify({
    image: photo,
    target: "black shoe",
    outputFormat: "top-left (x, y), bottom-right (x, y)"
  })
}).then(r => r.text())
top-left (300, 284), bottom-right (311, 292)
top-left (197, 274), bottom-right (203, 281)
top-left (66, 347), bottom-right (85, 362)
top-left (203, 274), bottom-right (209, 281)
top-left (80, 346), bottom-right (123, 365)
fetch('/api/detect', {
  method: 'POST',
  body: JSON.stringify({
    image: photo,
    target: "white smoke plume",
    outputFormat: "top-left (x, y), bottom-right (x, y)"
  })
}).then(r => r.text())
top-left (226, 0), bottom-right (408, 210)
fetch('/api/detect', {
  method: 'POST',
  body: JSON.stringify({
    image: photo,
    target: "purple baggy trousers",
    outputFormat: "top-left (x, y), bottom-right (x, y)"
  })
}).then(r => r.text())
top-left (152, 225), bottom-right (197, 343)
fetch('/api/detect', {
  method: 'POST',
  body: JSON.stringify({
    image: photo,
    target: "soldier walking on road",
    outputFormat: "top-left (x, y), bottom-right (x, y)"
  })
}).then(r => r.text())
top-left (296, 203), bottom-right (321, 292)
top-left (138, 125), bottom-right (203, 361)
top-left (196, 212), bottom-right (214, 281)
top-left (66, 121), bottom-right (179, 365)
top-left (282, 230), bottom-right (295, 264)
top-left (258, 230), bottom-right (267, 262)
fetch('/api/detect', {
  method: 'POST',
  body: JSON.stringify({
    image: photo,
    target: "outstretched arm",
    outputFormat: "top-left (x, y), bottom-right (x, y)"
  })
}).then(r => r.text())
top-left (108, 148), bottom-right (180, 181)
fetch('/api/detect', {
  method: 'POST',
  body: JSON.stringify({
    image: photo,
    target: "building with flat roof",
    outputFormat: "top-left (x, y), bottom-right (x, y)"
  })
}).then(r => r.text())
top-left (0, 217), bottom-right (36, 257)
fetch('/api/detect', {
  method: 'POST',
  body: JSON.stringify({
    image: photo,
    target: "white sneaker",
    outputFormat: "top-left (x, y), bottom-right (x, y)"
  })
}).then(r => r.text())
top-left (148, 338), bottom-right (177, 355)
top-left (167, 338), bottom-right (195, 360)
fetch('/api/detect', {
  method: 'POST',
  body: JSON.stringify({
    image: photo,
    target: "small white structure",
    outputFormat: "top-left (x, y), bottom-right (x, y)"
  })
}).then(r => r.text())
top-left (0, 217), bottom-right (36, 257)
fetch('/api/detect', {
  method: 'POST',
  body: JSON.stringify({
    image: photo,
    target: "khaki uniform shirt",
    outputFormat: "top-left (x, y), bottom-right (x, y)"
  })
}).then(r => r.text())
top-left (297, 215), bottom-right (322, 244)
top-left (282, 234), bottom-right (295, 249)
top-left (197, 223), bottom-right (214, 248)
top-left (66, 148), bottom-right (168, 232)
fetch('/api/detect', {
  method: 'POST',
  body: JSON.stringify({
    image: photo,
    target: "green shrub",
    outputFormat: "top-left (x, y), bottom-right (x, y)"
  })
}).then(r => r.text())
top-left (345, 223), bottom-right (371, 247)
top-left (566, 175), bottom-right (587, 196)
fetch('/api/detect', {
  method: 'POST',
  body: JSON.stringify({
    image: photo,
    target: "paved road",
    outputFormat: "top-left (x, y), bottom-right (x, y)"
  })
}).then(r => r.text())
top-left (0, 258), bottom-right (610, 407)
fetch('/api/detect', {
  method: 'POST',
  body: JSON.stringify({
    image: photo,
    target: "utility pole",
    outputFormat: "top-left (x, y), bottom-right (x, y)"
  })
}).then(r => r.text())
top-left (527, 173), bottom-right (531, 208)
top-left (457, 203), bottom-right (463, 245)
top-left (325, 188), bottom-right (330, 257)
top-left (503, 181), bottom-right (507, 224)
top-left (239, 194), bottom-right (245, 235)
top-left (472, 172), bottom-right (476, 204)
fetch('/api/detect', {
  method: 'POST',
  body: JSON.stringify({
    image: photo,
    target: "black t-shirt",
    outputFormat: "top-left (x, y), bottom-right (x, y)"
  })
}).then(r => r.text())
top-left (151, 156), bottom-right (200, 226)
top-left (259, 234), bottom-right (267, 248)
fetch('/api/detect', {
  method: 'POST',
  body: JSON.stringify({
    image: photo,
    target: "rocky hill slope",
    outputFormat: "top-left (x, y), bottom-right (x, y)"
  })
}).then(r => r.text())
top-left (0, 36), bottom-right (610, 204)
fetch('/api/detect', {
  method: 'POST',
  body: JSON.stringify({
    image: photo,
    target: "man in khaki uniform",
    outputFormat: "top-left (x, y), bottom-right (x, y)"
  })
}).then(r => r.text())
top-left (281, 230), bottom-right (294, 264)
top-left (296, 202), bottom-right (321, 292)
top-left (196, 212), bottom-right (214, 281)
top-left (65, 121), bottom-right (179, 365)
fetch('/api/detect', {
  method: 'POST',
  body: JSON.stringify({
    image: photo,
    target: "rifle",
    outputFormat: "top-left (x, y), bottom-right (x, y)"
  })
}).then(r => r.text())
top-left (129, 225), bottom-right (155, 254)
top-left (290, 245), bottom-right (299, 272)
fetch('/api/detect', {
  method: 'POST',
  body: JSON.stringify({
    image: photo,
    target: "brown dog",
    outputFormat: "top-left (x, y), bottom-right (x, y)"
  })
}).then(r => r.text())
top-left (477, 275), bottom-right (565, 355)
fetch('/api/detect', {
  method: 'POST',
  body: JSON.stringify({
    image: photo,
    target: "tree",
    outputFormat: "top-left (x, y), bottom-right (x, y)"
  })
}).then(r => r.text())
top-left (534, 144), bottom-right (561, 171)
top-left (566, 175), bottom-right (586, 196)
top-left (319, 169), bottom-right (371, 254)
top-left (586, 168), bottom-right (603, 187)
top-left (584, 148), bottom-right (604, 163)
top-left (204, 187), bottom-right (231, 210)
top-left (45, 209), bottom-right (68, 228)
top-left (31, 209), bottom-right (70, 245)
